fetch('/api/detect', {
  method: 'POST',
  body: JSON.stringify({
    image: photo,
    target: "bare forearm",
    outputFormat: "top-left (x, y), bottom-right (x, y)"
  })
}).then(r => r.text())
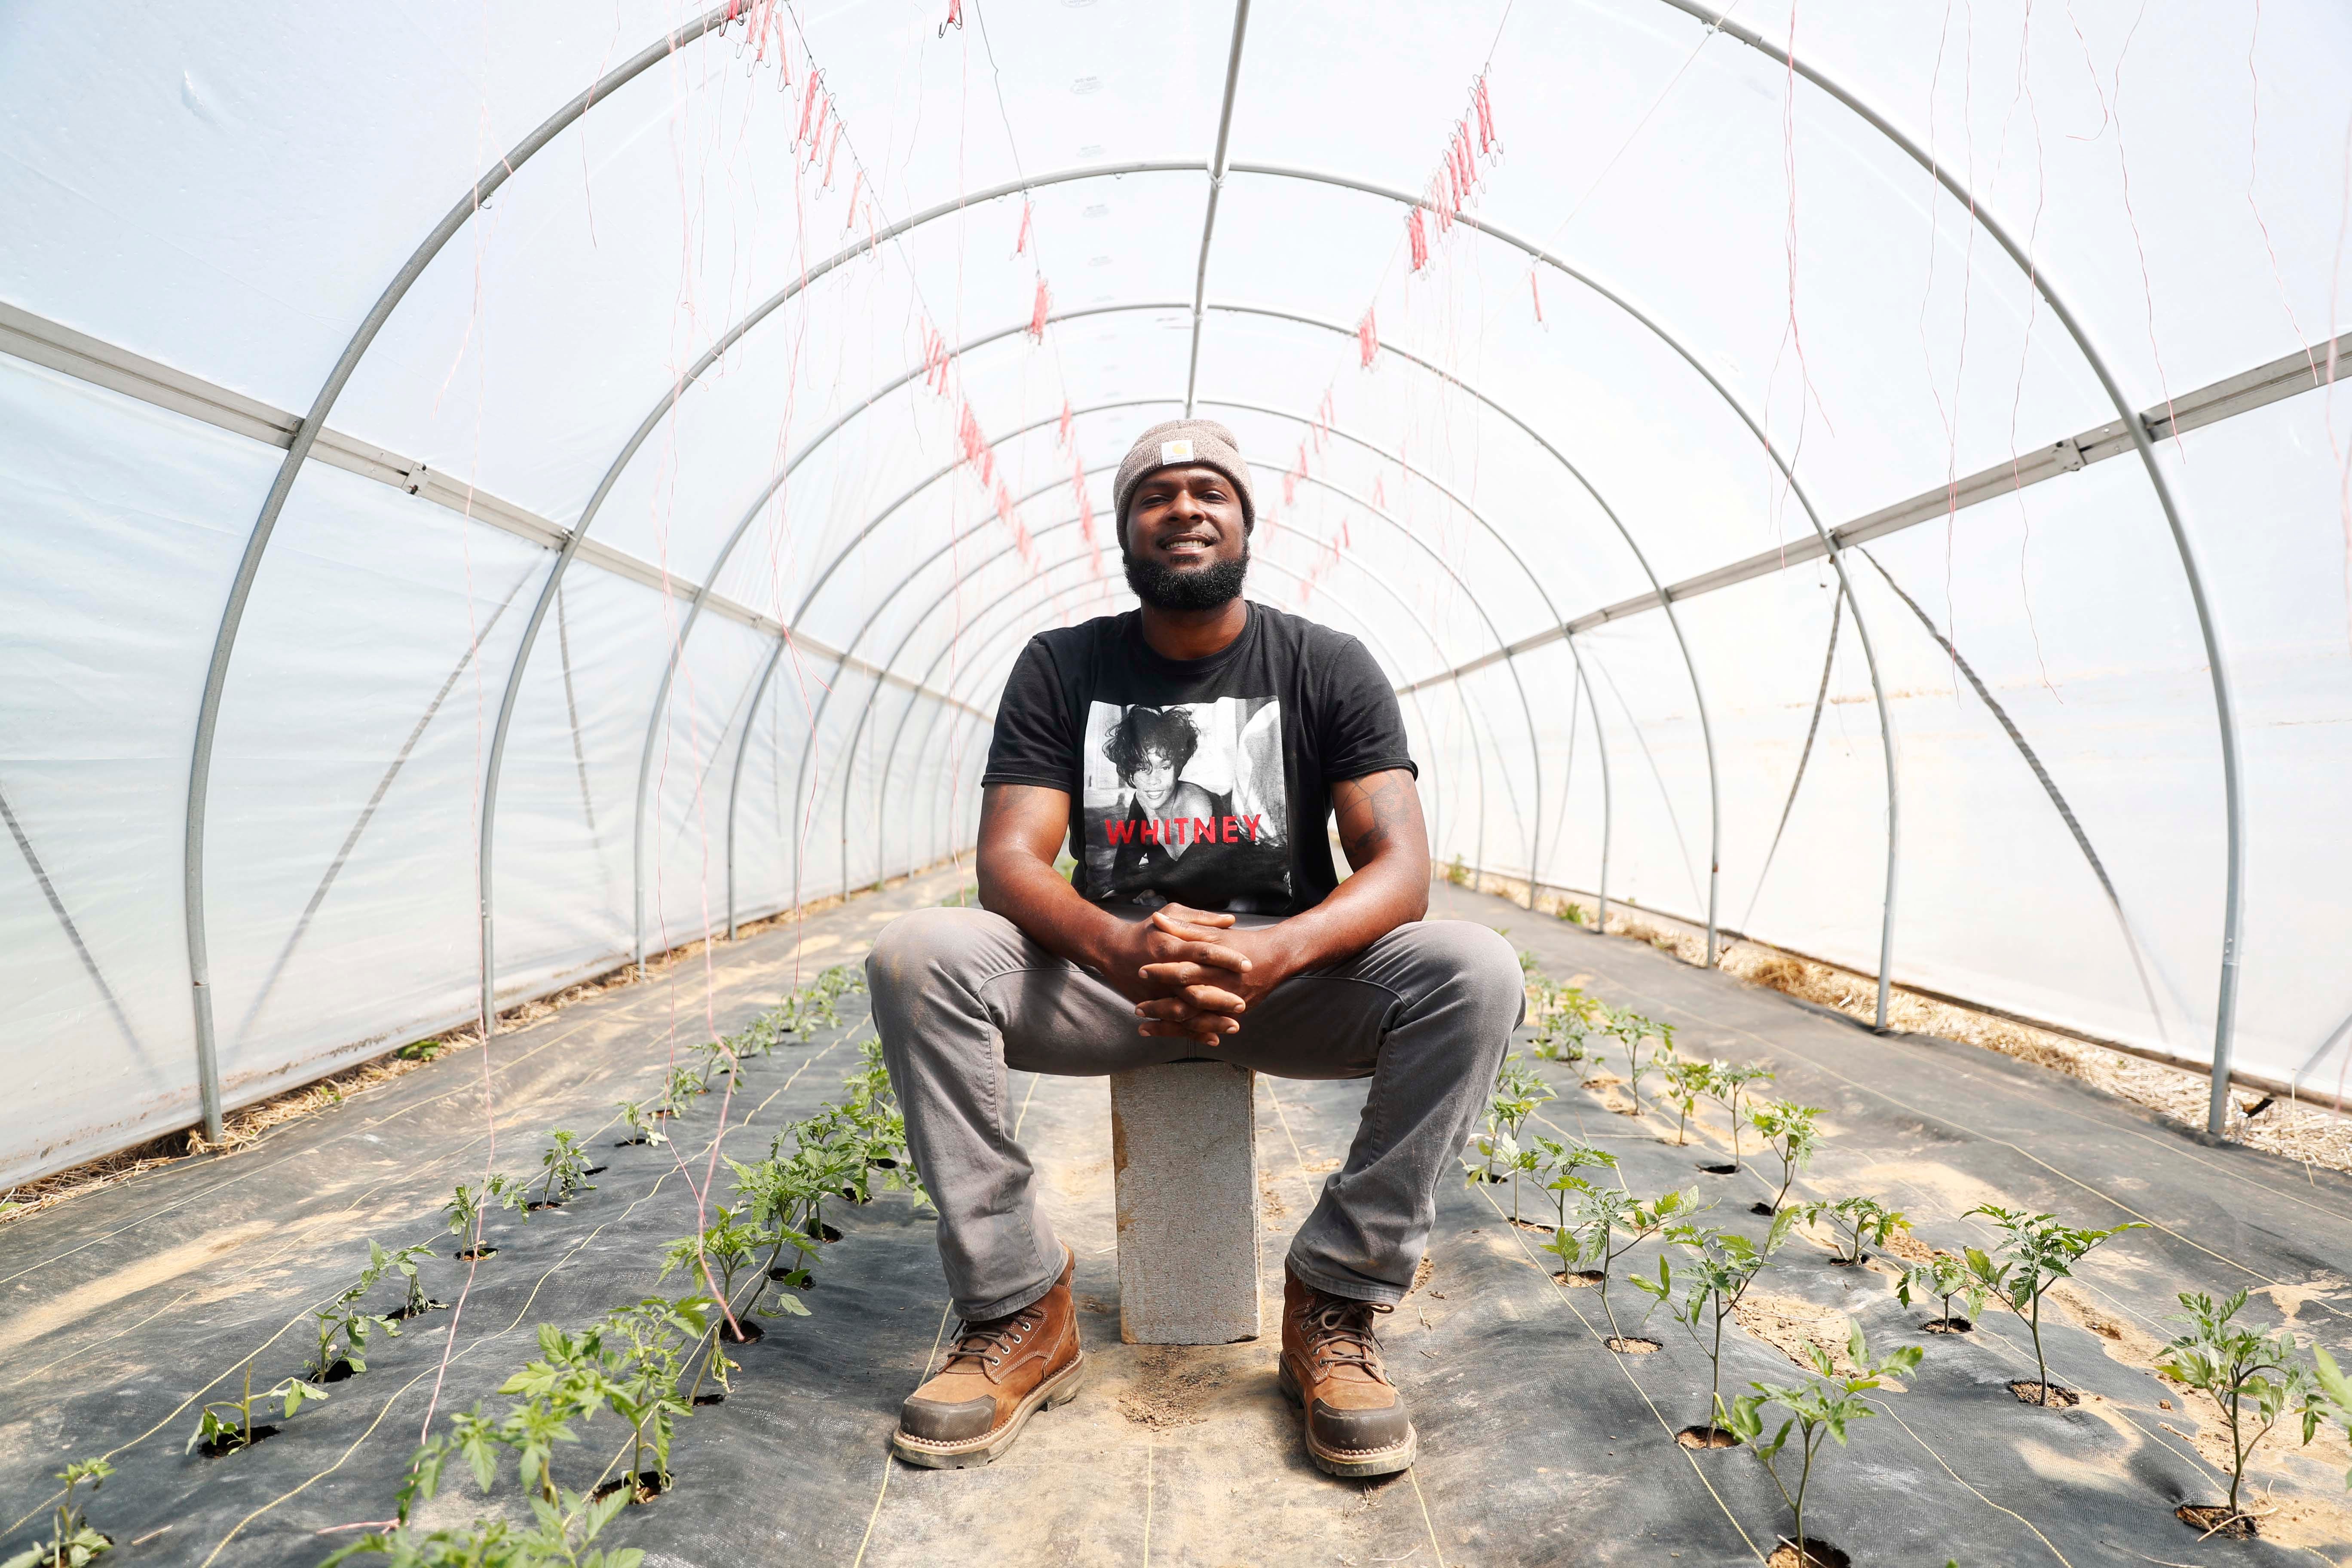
top-left (1264, 767), bottom-right (1430, 973)
top-left (975, 840), bottom-right (1126, 974)
top-left (1260, 846), bottom-right (1427, 974)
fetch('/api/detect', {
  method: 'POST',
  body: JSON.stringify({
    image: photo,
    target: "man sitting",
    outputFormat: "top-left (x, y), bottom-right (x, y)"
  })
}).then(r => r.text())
top-left (866, 419), bottom-right (1522, 1478)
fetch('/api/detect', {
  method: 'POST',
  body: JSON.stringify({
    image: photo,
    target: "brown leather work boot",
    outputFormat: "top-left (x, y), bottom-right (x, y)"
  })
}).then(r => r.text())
top-left (891, 1246), bottom-right (1085, 1468)
top-left (1277, 1267), bottom-right (1418, 1477)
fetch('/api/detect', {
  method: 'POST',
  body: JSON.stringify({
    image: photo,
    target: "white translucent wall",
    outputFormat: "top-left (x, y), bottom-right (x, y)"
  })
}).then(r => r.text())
top-left (5, 0), bottom-right (2351, 1183)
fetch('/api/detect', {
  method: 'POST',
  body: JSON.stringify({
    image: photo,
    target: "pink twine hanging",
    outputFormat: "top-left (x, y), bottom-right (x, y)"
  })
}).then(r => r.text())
top-left (1027, 277), bottom-right (1051, 340)
top-left (1057, 401), bottom-right (1074, 447)
top-left (1530, 269), bottom-right (1543, 324)
top-left (1407, 207), bottom-right (1429, 272)
top-left (1015, 202), bottom-right (1033, 257)
top-left (820, 122), bottom-right (842, 189)
top-left (1357, 309), bottom-right (1378, 369)
top-left (1073, 453), bottom-right (1099, 559)
top-left (843, 170), bottom-right (863, 230)
top-left (939, 0), bottom-right (963, 37)
top-left (795, 72), bottom-right (820, 145)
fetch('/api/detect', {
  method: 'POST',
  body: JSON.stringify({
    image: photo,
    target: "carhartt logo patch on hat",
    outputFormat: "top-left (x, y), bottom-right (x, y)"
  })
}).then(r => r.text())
top-left (1159, 439), bottom-right (1194, 464)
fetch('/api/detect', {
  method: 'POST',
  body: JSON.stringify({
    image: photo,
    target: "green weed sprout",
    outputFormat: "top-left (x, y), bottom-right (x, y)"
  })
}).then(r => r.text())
top-left (1559, 900), bottom-right (1587, 926)
top-left (1725, 1324), bottom-right (1923, 1565)
top-left (1531, 1138), bottom-right (1618, 1232)
top-left (535, 1130), bottom-right (596, 1207)
top-left (1797, 1195), bottom-right (1908, 1266)
top-left (1703, 1062), bottom-right (1776, 1172)
top-left (2156, 1289), bottom-right (2323, 1523)
top-left (1962, 1205), bottom-right (2145, 1406)
top-left (616, 1098), bottom-right (668, 1147)
top-left (2, 1457), bottom-right (113, 1568)
top-left (1894, 1253), bottom-right (1989, 1330)
top-left (187, 1357), bottom-right (327, 1455)
top-left (1633, 1211), bottom-right (1801, 1433)
top-left (1749, 1101), bottom-right (1823, 1213)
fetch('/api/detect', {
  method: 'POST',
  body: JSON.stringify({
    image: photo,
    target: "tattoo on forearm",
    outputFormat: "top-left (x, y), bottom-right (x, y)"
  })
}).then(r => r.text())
top-left (1335, 771), bottom-right (1417, 863)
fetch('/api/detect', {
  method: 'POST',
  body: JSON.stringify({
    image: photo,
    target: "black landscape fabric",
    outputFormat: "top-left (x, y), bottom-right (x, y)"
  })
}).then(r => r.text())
top-left (3, 872), bottom-right (2350, 1566)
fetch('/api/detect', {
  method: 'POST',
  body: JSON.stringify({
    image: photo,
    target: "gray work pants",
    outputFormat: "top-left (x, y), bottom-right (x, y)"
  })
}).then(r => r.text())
top-left (866, 906), bottom-right (1524, 1321)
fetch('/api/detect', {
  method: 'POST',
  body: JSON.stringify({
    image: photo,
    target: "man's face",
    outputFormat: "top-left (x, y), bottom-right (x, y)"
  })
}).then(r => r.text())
top-left (1123, 465), bottom-right (1249, 611)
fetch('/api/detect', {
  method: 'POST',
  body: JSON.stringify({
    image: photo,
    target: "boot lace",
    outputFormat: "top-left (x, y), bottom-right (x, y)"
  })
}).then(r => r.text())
top-left (943, 1306), bottom-right (1041, 1374)
top-left (1300, 1294), bottom-right (1394, 1383)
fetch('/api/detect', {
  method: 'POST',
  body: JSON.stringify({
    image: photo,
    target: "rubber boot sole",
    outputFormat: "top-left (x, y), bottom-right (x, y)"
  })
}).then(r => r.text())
top-left (1277, 1359), bottom-right (1419, 1478)
top-left (890, 1351), bottom-right (1088, 1470)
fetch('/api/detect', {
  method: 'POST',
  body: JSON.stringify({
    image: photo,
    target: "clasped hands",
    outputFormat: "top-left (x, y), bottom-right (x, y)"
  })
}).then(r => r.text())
top-left (1110, 902), bottom-right (1295, 1050)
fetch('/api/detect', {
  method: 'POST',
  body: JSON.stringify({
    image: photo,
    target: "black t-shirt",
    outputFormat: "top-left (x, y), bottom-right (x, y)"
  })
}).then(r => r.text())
top-left (982, 602), bottom-right (1417, 916)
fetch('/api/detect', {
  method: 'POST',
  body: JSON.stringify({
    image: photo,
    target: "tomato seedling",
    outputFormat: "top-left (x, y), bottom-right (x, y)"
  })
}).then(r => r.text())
top-left (1963, 1204), bottom-right (2144, 1406)
top-left (1894, 1253), bottom-right (1988, 1331)
top-left (1633, 1211), bottom-right (1801, 1434)
top-left (1703, 1061), bottom-right (1776, 1173)
top-left (1531, 1138), bottom-right (1618, 1232)
top-left (2155, 1289), bottom-right (2323, 1526)
top-left (309, 1271), bottom-right (398, 1381)
top-left (535, 1130), bottom-right (597, 1207)
top-left (1552, 1185), bottom-right (1704, 1341)
top-left (1795, 1195), bottom-right (1908, 1265)
top-left (1725, 1324), bottom-right (1923, 1565)
top-left (3, 1458), bottom-right (113, 1568)
top-left (1602, 1008), bottom-right (1672, 1114)
top-left (1658, 1058), bottom-right (1712, 1147)
top-left (187, 1357), bottom-right (327, 1455)
top-left (616, 1098), bottom-right (668, 1146)
top-left (1749, 1101), bottom-right (1822, 1213)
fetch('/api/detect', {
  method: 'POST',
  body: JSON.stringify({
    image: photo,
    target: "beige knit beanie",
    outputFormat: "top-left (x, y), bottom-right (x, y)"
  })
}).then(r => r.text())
top-left (1112, 419), bottom-right (1256, 546)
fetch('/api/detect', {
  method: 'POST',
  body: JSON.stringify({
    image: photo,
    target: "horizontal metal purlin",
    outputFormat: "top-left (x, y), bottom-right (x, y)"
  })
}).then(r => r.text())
top-left (1397, 330), bottom-right (2352, 696)
top-left (0, 298), bottom-right (989, 722)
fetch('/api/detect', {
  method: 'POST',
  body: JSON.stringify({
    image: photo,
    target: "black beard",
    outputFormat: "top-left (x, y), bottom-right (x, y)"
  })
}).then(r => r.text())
top-left (1123, 545), bottom-right (1250, 611)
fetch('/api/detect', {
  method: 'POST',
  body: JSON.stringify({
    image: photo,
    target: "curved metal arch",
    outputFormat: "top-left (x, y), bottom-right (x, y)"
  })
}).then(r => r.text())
top-left (1196, 396), bottom-right (1620, 918)
top-left (1216, 168), bottom-right (1904, 1017)
top-left (626, 387), bottom-right (1185, 964)
top-left (1256, 461), bottom-right (1545, 910)
top-left (489, 290), bottom-right (1185, 1015)
top-left (1200, 298), bottom-right (1727, 960)
top-left (178, 1), bottom-right (741, 1137)
top-left (796, 442), bottom-right (1541, 904)
top-left (884, 538), bottom-right (1491, 900)
top-left (1645, 0), bottom-right (2243, 1131)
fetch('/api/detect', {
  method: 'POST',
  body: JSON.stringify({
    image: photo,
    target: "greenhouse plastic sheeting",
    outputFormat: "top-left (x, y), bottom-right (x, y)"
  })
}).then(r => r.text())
top-left (4, 0), bottom-right (2350, 1184)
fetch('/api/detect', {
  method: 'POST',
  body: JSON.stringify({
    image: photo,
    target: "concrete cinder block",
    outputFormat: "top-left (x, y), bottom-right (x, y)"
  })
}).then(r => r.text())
top-left (1109, 1059), bottom-right (1262, 1344)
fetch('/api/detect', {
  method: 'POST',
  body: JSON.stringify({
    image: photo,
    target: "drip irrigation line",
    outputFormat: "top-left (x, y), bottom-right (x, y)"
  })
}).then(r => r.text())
top-left (1472, 1181), bottom-right (1768, 1560)
top-left (1586, 965), bottom-right (2352, 1314)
